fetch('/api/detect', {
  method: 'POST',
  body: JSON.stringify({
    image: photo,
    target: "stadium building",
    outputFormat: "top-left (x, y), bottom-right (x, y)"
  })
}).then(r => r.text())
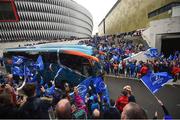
top-left (98, 0), bottom-right (180, 56)
top-left (0, 0), bottom-right (93, 42)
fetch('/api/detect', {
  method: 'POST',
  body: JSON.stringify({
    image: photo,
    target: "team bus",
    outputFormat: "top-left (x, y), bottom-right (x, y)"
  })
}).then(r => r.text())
top-left (3, 43), bottom-right (110, 101)
top-left (3, 44), bottom-right (103, 86)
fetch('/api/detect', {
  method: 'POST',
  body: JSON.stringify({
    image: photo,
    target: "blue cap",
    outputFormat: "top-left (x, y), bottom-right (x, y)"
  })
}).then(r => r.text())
top-left (90, 96), bottom-right (94, 100)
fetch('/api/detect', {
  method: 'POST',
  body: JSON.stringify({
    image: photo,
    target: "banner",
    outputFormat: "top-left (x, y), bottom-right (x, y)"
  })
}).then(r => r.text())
top-left (11, 66), bottom-right (24, 77)
top-left (12, 56), bottom-right (25, 65)
top-left (144, 48), bottom-right (159, 58)
top-left (141, 72), bottom-right (173, 93)
top-left (11, 55), bottom-right (43, 84)
top-left (78, 76), bottom-right (110, 103)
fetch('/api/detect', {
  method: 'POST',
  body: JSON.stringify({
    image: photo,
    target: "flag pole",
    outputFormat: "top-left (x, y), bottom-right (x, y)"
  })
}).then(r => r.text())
top-left (17, 65), bottom-right (26, 91)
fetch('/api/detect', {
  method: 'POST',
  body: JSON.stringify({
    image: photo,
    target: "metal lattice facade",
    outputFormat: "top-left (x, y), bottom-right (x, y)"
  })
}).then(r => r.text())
top-left (0, 0), bottom-right (93, 41)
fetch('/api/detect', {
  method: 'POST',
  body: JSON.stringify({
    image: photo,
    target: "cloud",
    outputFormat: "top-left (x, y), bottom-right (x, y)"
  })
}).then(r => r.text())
top-left (74, 0), bottom-right (117, 35)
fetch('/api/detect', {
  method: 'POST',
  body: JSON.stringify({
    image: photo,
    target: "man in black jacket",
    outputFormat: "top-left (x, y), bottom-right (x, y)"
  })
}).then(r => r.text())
top-left (19, 83), bottom-right (51, 119)
top-left (103, 99), bottom-right (121, 119)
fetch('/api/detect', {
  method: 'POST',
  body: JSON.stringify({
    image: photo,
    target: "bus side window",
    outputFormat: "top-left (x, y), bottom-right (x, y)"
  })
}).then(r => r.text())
top-left (59, 53), bottom-right (92, 76)
top-left (42, 52), bottom-right (58, 64)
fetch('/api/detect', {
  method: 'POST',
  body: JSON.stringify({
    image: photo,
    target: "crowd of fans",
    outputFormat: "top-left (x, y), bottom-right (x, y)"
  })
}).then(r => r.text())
top-left (0, 71), bottom-right (172, 119)
top-left (0, 34), bottom-right (179, 119)
top-left (79, 35), bottom-right (180, 81)
top-left (0, 70), bottom-right (149, 119)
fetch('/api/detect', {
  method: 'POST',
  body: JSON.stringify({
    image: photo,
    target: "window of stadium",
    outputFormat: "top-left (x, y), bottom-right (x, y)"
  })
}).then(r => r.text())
top-left (148, 2), bottom-right (180, 18)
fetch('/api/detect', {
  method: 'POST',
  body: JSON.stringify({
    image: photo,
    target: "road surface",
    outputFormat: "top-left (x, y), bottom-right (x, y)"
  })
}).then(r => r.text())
top-left (104, 76), bottom-right (180, 119)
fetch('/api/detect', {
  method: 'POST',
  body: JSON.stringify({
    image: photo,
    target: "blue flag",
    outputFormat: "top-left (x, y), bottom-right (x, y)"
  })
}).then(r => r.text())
top-left (78, 76), bottom-right (110, 103)
top-left (54, 67), bottom-right (63, 80)
top-left (36, 55), bottom-right (44, 71)
top-left (44, 85), bottom-right (55, 96)
top-left (113, 55), bottom-right (119, 61)
top-left (93, 76), bottom-right (106, 93)
top-left (144, 48), bottom-right (159, 58)
top-left (159, 53), bottom-right (164, 59)
top-left (23, 66), bottom-right (34, 82)
top-left (11, 66), bottom-right (23, 76)
top-left (141, 72), bottom-right (173, 93)
top-left (24, 67), bottom-right (33, 77)
top-left (168, 54), bottom-right (173, 61)
top-left (12, 56), bottom-right (24, 65)
top-left (173, 55), bottom-right (178, 60)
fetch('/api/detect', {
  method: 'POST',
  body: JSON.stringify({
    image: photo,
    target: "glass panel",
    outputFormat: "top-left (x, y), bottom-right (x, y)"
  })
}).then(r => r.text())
top-left (59, 53), bottom-right (92, 76)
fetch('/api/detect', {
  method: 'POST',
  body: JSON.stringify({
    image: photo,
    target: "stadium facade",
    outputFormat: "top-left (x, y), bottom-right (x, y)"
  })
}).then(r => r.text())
top-left (98, 0), bottom-right (180, 35)
top-left (98, 0), bottom-right (180, 56)
top-left (0, 0), bottom-right (93, 42)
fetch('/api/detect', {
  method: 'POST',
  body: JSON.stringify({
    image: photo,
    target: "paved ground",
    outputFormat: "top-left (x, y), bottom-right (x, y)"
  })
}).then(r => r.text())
top-left (104, 76), bottom-right (180, 119)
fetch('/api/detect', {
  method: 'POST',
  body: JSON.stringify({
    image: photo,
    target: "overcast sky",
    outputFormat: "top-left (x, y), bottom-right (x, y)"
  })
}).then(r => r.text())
top-left (74, 0), bottom-right (117, 35)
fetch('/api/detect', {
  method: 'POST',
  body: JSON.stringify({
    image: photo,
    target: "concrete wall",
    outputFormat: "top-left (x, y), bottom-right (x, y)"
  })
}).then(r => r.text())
top-left (142, 16), bottom-right (180, 51)
top-left (172, 6), bottom-right (180, 17)
top-left (98, 0), bottom-right (179, 36)
top-left (98, 19), bottom-right (105, 36)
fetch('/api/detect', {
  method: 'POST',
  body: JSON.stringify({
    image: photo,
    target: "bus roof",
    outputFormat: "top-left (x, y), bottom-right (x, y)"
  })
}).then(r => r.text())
top-left (5, 44), bottom-right (93, 55)
top-left (4, 44), bottom-right (99, 62)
